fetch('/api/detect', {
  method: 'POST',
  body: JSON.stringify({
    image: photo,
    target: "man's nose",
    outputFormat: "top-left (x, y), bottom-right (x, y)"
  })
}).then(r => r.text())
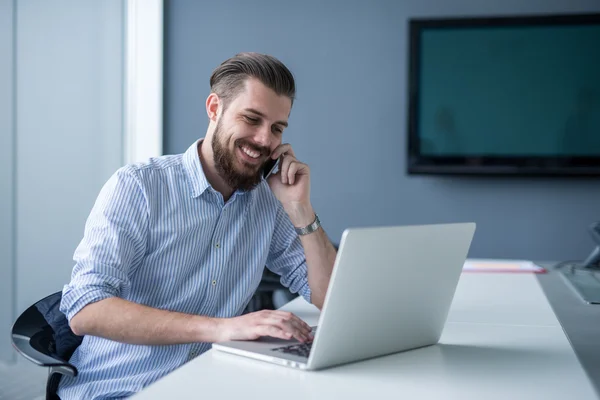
top-left (252, 125), bottom-right (271, 148)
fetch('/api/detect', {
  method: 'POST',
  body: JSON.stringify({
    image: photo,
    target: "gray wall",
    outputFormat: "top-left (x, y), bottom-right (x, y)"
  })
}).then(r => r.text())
top-left (0, 0), bottom-right (15, 362)
top-left (0, 0), bottom-right (124, 362)
top-left (15, 0), bottom-right (124, 315)
top-left (164, 0), bottom-right (600, 262)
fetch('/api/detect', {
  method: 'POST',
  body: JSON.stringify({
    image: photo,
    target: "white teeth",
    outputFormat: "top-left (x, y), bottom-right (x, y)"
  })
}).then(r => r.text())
top-left (241, 146), bottom-right (259, 159)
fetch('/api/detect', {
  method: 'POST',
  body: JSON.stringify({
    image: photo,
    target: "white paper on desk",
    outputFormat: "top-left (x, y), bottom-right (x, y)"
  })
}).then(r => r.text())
top-left (463, 258), bottom-right (546, 273)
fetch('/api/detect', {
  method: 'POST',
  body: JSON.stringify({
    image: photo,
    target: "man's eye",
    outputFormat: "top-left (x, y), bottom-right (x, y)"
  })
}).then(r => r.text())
top-left (245, 116), bottom-right (259, 124)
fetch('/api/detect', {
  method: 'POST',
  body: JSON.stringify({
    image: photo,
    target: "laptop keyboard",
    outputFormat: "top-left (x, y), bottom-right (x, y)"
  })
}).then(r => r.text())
top-left (271, 342), bottom-right (313, 358)
top-left (270, 326), bottom-right (317, 358)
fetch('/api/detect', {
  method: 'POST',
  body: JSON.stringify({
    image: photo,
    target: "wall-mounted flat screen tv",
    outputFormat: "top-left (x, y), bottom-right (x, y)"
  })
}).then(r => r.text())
top-left (407, 13), bottom-right (600, 176)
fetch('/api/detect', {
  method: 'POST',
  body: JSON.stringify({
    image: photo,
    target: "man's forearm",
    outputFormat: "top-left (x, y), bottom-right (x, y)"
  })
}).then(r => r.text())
top-left (285, 204), bottom-right (337, 309)
top-left (69, 297), bottom-right (222, 345)
top-left (300, 226), bottom-right (337, 310)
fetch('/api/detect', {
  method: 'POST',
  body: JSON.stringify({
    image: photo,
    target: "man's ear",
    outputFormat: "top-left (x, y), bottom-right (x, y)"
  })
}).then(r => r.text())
top-left (206, 93), bottom-right (220, 122)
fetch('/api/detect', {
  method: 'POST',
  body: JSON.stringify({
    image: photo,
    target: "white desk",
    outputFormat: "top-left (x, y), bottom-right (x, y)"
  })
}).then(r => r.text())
top-left (133, 273), bottom-right (598, 399)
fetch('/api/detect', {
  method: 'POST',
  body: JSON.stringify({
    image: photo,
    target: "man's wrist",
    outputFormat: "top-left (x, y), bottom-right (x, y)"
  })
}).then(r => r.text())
top-left (197, 316), bottom-right (226, 343)
top-left (284, 202), bottom-right (315, 227)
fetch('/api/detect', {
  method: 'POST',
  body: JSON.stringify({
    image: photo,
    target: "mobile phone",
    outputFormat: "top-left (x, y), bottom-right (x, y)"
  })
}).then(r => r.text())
top-left (263, 157), bottom-right (280, 179)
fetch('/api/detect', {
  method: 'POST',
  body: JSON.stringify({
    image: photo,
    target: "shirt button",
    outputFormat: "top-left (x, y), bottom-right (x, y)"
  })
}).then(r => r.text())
top-left (212, 280), bottom-right (217, 286)
top-left (215, 242), bottom-right (221, 248)
top-left (189, 350), bottom-right (198, 359)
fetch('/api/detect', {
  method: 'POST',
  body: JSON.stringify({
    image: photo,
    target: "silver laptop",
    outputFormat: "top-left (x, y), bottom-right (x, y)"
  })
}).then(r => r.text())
top-left (212, 222), bottom-right (476, 370)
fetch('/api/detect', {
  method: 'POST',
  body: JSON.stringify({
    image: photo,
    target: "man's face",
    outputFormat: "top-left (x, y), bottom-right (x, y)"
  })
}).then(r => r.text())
top-left (211, 78), bottom-right (292, 191)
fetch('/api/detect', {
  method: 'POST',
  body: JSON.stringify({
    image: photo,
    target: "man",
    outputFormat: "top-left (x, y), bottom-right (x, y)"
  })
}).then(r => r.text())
top-left (58, 52), bottom-right (337, 399)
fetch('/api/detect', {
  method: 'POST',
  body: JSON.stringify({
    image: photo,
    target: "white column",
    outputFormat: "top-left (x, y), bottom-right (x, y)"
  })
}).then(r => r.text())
top-left (124, 0), bottom-right (164, 164)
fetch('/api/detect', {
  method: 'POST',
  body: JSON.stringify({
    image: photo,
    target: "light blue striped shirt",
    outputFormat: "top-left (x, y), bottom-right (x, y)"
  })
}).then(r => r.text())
top-left (58, 140), bottom-right (311, 400)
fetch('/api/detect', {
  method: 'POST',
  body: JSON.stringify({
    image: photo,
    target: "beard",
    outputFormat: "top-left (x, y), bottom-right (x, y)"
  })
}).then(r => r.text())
top-left (211, 120), bottom-right (270, 191)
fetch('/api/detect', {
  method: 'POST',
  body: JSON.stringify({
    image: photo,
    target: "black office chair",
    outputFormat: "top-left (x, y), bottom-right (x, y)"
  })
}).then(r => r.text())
top-left (11, 291), bottom-right (83, 400)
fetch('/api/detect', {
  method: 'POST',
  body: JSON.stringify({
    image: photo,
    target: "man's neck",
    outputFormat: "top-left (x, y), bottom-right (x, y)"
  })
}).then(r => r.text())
top-left (198, 139), bottom-right (235, 202)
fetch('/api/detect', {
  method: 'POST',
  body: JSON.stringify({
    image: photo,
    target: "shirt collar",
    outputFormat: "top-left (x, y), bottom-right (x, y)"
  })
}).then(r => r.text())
top-left (182, 139), bottom-right (210, 198)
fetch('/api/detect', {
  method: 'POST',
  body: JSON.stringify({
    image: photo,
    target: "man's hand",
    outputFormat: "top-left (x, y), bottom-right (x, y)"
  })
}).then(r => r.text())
top-left (267, 144), bottom-right (314, 227)
top-left (217, 310), bottom-right (313, 343)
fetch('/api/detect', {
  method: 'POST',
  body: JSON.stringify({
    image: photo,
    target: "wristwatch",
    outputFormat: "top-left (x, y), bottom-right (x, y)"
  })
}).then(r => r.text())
top-left (294, 214), bottom-right (321, 236)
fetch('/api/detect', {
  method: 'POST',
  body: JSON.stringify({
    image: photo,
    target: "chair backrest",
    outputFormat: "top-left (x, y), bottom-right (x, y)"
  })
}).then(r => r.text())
top-left (11, 291), bottom-right (84, 399)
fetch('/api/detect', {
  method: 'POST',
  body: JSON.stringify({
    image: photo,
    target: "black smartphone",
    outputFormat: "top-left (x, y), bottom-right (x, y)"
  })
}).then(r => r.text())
top-left (263, 157), bottom-right (280, 179)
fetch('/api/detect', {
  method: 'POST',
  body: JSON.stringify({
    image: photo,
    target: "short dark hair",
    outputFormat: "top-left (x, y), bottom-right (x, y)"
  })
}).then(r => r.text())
top-left (210, 52), bottom-right (296, 109)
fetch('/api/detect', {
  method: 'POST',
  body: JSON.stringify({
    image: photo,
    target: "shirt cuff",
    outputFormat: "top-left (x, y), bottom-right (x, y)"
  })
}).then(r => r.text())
top-left (299, 283), bottom-right (312, 305)
top-left (60, 284), bottom-right (118, 322)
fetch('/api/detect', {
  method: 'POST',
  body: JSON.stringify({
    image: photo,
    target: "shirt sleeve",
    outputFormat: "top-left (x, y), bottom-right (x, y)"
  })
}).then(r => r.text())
top-left (60, 165), bottom-right (149, 321)
top-left (265, 202), bottom-right (311, 304)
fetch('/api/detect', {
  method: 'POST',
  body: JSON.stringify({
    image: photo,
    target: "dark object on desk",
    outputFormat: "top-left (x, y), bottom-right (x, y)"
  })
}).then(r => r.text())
top-left (11, 291), bottom-right (83, 400)
top-left (557, 222), bottom-right (600, 304)
top-left (536, 270), bottom-right (600, 397)
top-left (580, 221), bottom-right (600, 269)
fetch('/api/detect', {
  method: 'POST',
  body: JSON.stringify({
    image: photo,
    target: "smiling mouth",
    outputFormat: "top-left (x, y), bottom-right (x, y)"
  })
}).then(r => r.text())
top-left (240, 145), bottom-right (260, 159)
top-left (236, 144), bottom-right (264, 166)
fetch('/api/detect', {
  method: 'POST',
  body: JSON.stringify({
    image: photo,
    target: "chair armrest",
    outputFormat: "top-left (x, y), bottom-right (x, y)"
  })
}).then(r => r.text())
top-left (11, 334), bottom-right (78, 377)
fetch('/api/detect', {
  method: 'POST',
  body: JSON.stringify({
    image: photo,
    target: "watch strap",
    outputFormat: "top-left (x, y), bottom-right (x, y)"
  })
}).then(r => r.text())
top-left (294, 214), bottom-right (321, 236)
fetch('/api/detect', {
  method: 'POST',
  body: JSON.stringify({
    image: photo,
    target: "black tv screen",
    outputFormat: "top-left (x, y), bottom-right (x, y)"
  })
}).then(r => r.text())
top-left (407, 13), bottom-right (600, 176)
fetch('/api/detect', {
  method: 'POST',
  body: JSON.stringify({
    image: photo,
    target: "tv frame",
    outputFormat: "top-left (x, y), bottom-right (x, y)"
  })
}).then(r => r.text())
top-left (407, 12), bottom-right (600, 177)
